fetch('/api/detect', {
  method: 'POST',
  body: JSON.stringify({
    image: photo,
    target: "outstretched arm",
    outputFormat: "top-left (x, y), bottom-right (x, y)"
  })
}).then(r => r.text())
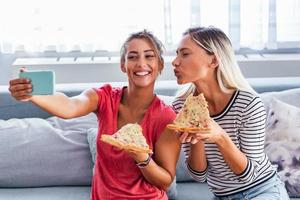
top-left (9, 78), bottom-right (98, 119)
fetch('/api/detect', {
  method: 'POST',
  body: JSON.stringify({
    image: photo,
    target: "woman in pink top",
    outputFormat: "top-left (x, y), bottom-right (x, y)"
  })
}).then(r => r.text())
top-left (9, 30), bottom-right (181, 200)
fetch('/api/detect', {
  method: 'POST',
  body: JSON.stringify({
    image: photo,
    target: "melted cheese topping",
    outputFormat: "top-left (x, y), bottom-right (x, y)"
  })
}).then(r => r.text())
top-left (174, 94), bottom-right (210, 129)
top-left (114, 123), bottom-right (149, 148)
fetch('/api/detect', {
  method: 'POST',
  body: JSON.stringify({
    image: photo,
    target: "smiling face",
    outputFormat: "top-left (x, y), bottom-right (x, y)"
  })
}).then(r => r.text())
top-left (121, 38), bottom-right (162, 88)
top-left (172, 35), bottom-right (216, 85)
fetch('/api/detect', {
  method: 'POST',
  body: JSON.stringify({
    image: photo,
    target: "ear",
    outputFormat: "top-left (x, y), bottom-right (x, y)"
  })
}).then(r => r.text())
top-left (158, 62), bottom-right (164, 75)
top-left (210, 55), bottom-right (219, 68)
top-left (120, 62), bottom-right (126, 73)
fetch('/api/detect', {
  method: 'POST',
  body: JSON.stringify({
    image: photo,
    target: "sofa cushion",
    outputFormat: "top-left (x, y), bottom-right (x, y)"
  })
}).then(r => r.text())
top-left (264, 98), bottom-right (300, 197)
top-left (87, 128), bottom-right (98, 164)
top-left (260, 88), bottom-right (300, 111)
top-left (0, 114), bottom-right (96, 187)
top-left (47, 113), bottom-right (98, 132)
top-left (0, 186), bottom-right (91, 200)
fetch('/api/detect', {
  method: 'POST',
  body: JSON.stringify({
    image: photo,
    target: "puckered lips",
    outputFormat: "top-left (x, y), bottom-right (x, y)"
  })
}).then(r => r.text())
top-left (174, 69), bottom-right (181, 78)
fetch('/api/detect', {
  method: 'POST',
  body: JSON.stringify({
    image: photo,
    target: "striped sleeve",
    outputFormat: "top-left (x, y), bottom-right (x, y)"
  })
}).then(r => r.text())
top-left (172, 98), bottom-right (185, 114)
top-left (236, 96), bottom-right (268, 183)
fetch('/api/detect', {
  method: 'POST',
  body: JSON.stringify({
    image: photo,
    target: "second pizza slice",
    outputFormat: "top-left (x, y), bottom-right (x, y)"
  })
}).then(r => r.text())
top-left (168, 93), bottom-right (211, 133)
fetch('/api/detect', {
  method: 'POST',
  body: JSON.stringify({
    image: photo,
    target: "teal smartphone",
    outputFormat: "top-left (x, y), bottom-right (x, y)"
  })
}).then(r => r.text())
top-left (19, 70), bottom-right (55, 95)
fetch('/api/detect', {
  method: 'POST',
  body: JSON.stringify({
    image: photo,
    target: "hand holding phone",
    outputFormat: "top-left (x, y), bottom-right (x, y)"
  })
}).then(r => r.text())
top-left (19, 70), bottom-right (55, 95)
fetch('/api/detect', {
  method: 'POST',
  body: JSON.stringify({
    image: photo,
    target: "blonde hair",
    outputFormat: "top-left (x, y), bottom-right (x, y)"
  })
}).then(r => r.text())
top-left (177, 26), bottom-right (256, 99)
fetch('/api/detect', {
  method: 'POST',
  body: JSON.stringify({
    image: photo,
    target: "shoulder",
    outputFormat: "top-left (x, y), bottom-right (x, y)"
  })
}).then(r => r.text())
top-left (154, 97), bottom-right (176, 115)
top-left (235, 90), bottom-right (264, 110)
top-left (152, 97), bottom-right (176, 121)
top-left (149, 97), bottom-right (176, 142)
top-left (172, 96), bottom-right (186, 113)
top-left (93, 84), bottom-right (123, 98)
top-left (92, 84), bottom-right (124, 112)
top-left (237, 90), bottom-right (266, 119)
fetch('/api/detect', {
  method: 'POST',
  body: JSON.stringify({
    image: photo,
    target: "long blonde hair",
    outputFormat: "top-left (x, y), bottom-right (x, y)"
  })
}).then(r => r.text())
top-left (177, 26), bottom-right (256, 99)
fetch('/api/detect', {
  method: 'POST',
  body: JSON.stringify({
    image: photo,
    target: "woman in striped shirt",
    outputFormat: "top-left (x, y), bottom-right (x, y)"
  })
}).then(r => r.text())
top-left (172, 26), bottom-right (289, 199)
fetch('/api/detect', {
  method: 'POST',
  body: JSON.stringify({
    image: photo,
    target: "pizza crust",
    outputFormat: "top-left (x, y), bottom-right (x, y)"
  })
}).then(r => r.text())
top-left (101, 134), bottom-right (153, 154)
top-left (167, 124), bottom-right (211, 133)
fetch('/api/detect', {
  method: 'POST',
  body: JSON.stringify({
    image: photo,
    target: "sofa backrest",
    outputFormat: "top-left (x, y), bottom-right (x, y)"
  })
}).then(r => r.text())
top-left (1, 77), bottom-right (300, 120)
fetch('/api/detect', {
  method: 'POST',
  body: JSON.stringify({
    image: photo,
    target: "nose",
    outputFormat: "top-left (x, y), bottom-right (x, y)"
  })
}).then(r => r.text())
top-left (172, 56), bottom-right (179, 68)
top-left (137, 56), bottom-right (147, 68)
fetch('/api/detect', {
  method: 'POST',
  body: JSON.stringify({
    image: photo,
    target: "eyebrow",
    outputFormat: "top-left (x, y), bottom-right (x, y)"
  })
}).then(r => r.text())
top-left (128, 49), bottom-right (155, 54)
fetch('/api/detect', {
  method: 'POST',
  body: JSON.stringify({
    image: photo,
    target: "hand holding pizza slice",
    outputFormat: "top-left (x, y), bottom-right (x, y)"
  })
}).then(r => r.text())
top-left (167, 93), bottom-right (212, 133)
top-left (101, 123), bottom-right (153, 154)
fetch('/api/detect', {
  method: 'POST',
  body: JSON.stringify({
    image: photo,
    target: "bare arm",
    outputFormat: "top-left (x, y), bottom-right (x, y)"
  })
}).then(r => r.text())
top-left (188, 141), bottom-right (207, 172)
top-left (129, 128), bottom-right (181, 191)
top-left (9, 78), bottom-right (98, 119)
top-left (30, 89), bottom-right (98, 118)
top-left (178, 132), bottom-right (207, 172)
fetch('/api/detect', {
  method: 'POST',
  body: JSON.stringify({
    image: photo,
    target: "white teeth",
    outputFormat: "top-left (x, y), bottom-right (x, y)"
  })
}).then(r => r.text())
top-left (135, 71), bottom-right (150, 76)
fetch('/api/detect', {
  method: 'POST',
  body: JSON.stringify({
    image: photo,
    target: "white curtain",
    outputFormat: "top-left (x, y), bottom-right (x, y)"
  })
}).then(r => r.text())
top-left (0, 0), bottom-right (165, 53)
top-left (240, 0), bottom-right (269, 50)
top-left (0, 0), bottom-right (299, 54)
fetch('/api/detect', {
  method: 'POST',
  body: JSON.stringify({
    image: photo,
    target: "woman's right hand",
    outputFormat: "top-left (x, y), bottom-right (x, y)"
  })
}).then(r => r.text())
top-left (8, 78), bottom-right (33, 101)
top-left (177, 119), bottom-right (227, 145)
top-left (177, 131), bottom-right (204, 144)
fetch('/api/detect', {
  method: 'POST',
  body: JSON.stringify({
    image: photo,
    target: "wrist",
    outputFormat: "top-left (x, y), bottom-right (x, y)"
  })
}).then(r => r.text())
top-left (216, 132), bottom-right (228, 147)
top-left (190, 140), bottom-right (205, 147)
top-left (135, 154), bottom-right (151, 168)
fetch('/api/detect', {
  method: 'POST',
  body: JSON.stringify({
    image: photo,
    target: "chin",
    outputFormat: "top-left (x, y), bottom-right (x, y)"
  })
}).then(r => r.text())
top-left (176, 79), bottom-right (187, 85)
top-left (134, 80), bottom-right (155, 88)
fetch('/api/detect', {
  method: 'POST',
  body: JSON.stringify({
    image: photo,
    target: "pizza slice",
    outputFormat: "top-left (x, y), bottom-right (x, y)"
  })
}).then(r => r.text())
top-left (167, 93), bottom-right (211, 133)
top-left (101, 123), bottom-right (153, 154)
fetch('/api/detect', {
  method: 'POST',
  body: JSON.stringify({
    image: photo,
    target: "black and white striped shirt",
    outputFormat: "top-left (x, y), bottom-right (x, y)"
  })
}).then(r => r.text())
top-left (172, 90), bottom-right (276, 197)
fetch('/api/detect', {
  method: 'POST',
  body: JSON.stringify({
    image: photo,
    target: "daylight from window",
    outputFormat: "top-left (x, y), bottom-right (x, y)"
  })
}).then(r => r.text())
top-left (0, 0), bottom-right (299, 53)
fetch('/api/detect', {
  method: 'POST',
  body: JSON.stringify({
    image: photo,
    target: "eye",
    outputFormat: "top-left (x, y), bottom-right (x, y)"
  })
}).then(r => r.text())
top-left (127, 55), bottom-right (137, 60)
top-left (145, 54), bottom-right (155, 59)
top-left (270, 111), bottom-right (274, 116)
top-left (181, 52), bottom-right (189, 57)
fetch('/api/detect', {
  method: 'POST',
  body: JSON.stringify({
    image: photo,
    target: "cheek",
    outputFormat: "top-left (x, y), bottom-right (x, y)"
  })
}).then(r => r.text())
top-left (152, 62), bottom-right (162, 74)
top-left (185, 61), bottom-right (206, 77)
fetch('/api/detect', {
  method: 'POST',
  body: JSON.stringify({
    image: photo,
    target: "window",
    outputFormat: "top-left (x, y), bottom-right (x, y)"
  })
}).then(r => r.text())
top-left (0, 0), bottom-right (165, 53)
top-left (240, 0), bottom-right (269, 50)
top-left (0, 0), bottom-right (299, 54)
top-left (276, 0), bottom-right (300, 51)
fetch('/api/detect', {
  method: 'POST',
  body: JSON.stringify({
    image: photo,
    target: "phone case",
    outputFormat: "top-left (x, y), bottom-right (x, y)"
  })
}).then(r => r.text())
top-left (19, 70), bottom-right (55, 95)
